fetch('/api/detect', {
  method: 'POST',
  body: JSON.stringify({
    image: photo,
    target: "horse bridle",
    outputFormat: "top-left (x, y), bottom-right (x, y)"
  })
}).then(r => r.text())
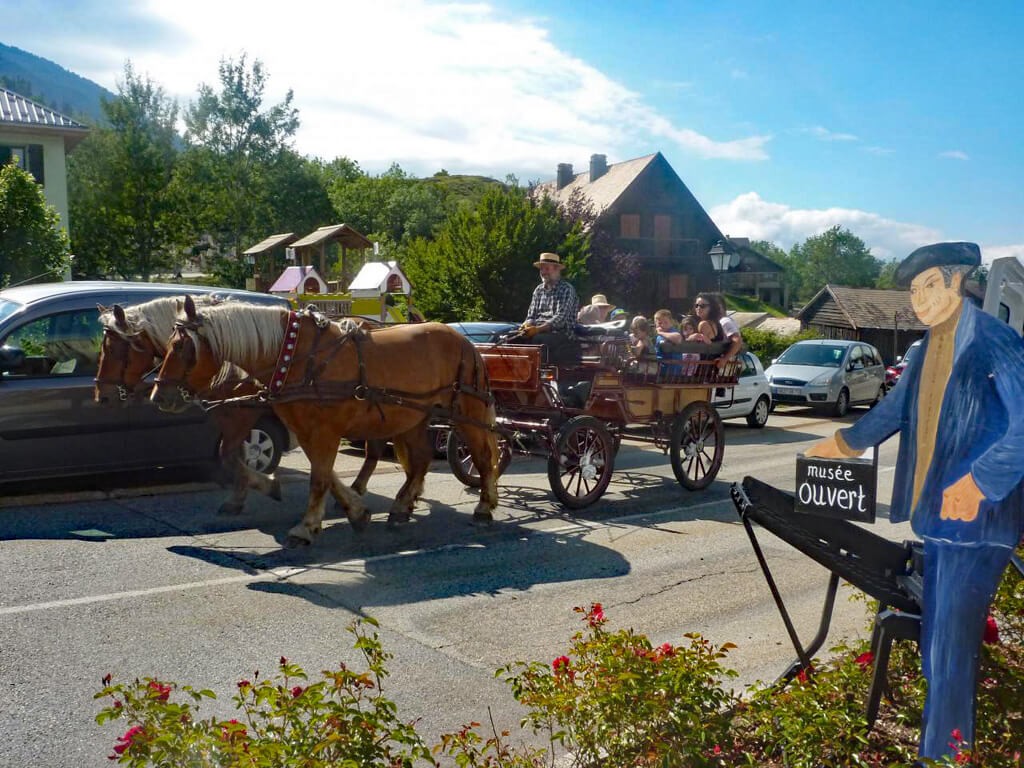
top-left (152, 322), bottom-right (203, 405)
top-left (94, 327), bottom-right (160, 402)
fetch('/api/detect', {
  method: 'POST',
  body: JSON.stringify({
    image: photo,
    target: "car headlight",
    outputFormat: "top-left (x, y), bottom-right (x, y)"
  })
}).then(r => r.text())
top-left (809, 371), bottom-right (835, 386)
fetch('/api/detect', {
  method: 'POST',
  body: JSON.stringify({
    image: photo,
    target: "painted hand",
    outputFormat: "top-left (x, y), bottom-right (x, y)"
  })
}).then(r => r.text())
top-left (940, 473), bottom-right (984, 522)
top-left (804, 435), bottom-right (861, 459)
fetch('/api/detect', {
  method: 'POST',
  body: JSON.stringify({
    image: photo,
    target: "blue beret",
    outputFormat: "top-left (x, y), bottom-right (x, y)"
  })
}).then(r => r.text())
top-left (895, 242), bottom-right (980, 288)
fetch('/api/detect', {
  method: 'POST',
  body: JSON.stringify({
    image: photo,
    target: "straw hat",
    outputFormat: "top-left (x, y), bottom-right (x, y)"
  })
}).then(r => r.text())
top-left (589, 293), bottom-right (612, 308)
top-left (533, 252), bottom-right (565, 269)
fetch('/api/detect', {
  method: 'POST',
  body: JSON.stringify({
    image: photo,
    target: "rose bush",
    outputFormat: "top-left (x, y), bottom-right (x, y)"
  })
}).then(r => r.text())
top-left (97, 555), bottom-right (1023, 767)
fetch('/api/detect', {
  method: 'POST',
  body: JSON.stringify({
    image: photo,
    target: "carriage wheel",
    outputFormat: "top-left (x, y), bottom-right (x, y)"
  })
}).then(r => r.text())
top-left (446, 429), bottom-right (512, 488)
top-left (669, 401), bottom-right (724, 490)
top-left (547, 416), bottom-right (615, 509)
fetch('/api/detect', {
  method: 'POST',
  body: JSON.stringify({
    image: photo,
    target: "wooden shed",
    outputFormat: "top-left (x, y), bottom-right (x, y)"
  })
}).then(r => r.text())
top-left (797, 285), bottom-right (926, 364)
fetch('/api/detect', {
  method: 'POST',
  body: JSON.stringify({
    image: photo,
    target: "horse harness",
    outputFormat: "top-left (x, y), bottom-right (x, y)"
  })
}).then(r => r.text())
top-left (174, 309), bottom-right (494, 429)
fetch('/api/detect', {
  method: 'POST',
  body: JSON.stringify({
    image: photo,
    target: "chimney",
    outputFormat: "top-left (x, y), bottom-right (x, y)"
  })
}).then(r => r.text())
top-left (589, 153), bottom-right (608, 182)
top-left (556, 163), bottom-right (574, 190)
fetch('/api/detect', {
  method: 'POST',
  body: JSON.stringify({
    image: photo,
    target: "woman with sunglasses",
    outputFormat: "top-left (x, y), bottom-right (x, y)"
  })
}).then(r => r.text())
top-left (693, 292), bottom-right (743, 366)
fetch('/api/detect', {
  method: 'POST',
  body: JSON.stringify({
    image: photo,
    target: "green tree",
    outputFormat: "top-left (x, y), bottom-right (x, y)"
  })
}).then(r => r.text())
top-left (750, 239), bottom-right (802, 309)
top-left (789, 226), bottom-right (881, 301)
top-left (67, 63), bottom-right (181, 279)
top-left (875, 259), bottom-right (899, 289)
top-left (327, 162), bottom-right (448, 246)
top-left (0, 163), bottom-right (70, 287)
top-left (401, 185), bottom-right (589, 322)
top-left (169, 54), bottom-right (300, 285)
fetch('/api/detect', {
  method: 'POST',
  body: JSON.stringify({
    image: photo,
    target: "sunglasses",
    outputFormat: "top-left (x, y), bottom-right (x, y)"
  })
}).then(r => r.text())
top-left (694, 302), bottom-right (709, 309)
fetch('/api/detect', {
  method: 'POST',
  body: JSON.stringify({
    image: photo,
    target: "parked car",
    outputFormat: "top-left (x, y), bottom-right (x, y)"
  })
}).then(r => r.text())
top-left (712, 350), bottom-right (772, 427)
top-left (0, 280), bottom-right (292, 484)
top-left (885, 339), bottom-right (922, 389)
top-left (446, 321), bottom-right (519, 343)
top-left (765, 339), bottom-right (887, 417)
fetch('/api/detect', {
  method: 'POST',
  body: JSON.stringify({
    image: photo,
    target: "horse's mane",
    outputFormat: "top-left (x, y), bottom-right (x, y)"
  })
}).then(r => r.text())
top-left (192, 302), bottom-right (287, 364)
top-left (98, 296), bottom-right (251, 385)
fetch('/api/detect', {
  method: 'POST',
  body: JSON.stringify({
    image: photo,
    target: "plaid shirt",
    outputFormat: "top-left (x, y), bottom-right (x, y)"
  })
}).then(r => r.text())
top-left (526, 278), bottom-right (579, 338)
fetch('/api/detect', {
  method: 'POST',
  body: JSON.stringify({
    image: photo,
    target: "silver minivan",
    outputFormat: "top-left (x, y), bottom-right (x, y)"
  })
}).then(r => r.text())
top-left (0, 281), bottom-right (291, 484)
top-left (765, 339), bottom-right (887, 417)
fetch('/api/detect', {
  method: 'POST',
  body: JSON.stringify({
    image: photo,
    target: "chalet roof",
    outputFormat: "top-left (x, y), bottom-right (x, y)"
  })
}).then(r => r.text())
top-left (799, 285), bottom-right (927, 331)
top-left (728, 238), bottom-right (784, 274)
top-left (291, 223), bottom-right (372, 250)
top-left (243, 232), bottom-right (297, 256)
top-left (269, 265), bottom-right (327, 294)
top-left (533, 153), bottom-right (659, 211)
top-left (0, 87), bottom-right (90, 149)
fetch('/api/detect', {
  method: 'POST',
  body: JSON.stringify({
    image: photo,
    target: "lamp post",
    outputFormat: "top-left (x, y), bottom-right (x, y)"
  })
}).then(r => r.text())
top-left (708, 239), bottom-right (736, 294)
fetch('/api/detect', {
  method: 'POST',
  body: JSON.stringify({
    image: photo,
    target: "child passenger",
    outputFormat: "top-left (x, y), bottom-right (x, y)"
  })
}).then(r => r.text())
top-left (679, 315), bottom-right (708, 375)
top-left (630, 315), bottom-right (652, 358)
top-left (653, 309), bottom-right (683, 376)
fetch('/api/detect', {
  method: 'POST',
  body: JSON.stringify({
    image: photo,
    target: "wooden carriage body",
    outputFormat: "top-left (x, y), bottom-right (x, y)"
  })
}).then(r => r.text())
top-left (450, 335), bottom-right (740, 508)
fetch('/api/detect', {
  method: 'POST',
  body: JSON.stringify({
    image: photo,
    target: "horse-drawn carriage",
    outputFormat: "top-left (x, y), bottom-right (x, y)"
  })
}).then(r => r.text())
top-left (445, 322), bottom-right (742, 508)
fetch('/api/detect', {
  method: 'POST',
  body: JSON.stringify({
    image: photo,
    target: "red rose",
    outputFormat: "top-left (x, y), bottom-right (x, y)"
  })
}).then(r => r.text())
top-left (552, 655), bottom-right (570, 673)
top-left (588, 603), bottom-right (605, 627)
top-left (111, 725), bottom-right (145, 756)
top-left (983, 615), bottom-right (1000, 644)
top-left (147, 681), bottom-right (171, 701)
top-left (855, 651), bottom-right (874, 670)
top-left (291, 685), bottom-right (304, 698)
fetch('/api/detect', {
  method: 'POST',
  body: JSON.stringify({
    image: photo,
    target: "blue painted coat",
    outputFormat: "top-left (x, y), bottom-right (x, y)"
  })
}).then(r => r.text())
top-left (840, 300), bottom-right (1024, 547)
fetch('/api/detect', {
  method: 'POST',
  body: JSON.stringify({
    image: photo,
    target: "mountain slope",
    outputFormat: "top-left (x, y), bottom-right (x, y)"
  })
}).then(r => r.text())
top-left (0, 42), bottom-right (112, 124)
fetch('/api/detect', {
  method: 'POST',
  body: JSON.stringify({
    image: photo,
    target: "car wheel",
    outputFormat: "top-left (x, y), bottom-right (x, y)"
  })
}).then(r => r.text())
top-left (238, 417), bottom-right (287, 474)
top-left (746, 396), bottom-right (770, 428)
top-left (833, 388), bottom-right (850, 418)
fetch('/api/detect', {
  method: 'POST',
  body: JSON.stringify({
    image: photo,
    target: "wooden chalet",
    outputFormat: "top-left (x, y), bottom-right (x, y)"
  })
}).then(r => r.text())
top-left (798, 285), bottom-right (926, 364)
top-left (533, 151), bottom-right (782, 315)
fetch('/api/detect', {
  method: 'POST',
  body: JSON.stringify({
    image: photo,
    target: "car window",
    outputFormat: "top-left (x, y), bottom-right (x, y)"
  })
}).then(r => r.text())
top-left (778, 343), bottom-right (847, 367)
top-left (1, 309), bottom-right (103, 378)
top-left (0, 298), bottom-right (22, 325)
top-left (739, 353), bottom-right (756, 377)
top-left (864, 346), bottom-right (880, 366)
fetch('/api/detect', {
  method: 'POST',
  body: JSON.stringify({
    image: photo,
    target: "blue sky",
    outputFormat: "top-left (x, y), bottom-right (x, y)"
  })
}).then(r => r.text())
top-left (5, 0), bottom-right (1023, 263)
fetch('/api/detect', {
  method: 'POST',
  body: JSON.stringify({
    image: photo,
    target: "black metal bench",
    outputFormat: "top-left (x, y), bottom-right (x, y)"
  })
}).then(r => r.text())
top-left (731, 476), bottom-right (923, 725)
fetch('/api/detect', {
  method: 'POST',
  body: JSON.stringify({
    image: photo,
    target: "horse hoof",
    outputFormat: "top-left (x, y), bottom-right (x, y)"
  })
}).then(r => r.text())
top-left (471, 511), bottom-right (495, 526)
top-left (268, 478), bottom-right (283, 502)
top-left (386, 513), bottom-right (411, 529)
top-left (217, 502), bottom-right (244, 516)
top-left (350, 511), bottom-right (371, 533)
top-left (352, 482), bottom-right (367, 497)
top-left (284, 535), bottom-right (312, 549)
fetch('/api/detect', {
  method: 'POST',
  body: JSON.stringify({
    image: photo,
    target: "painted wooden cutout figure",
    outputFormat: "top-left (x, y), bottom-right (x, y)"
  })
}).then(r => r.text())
top-left (806, 242), bottom-right (1024, 759)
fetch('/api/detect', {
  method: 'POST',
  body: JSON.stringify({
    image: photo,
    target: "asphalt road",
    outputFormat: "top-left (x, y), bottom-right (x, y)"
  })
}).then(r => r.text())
top-left (0, 406), bottom-right (911, 767)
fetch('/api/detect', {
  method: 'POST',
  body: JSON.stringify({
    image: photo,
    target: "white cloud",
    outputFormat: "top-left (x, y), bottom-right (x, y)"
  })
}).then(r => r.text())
top-left (863, 146), bottom-right (894, 156)
top-left (806, 125), bottom-right (859, 142)
top-left (981, 243), bottom-right (1024, 266)
top-left (939, 150), bottom-right (969, 160)
top-left (710, 191), bottom-right (943, 260)
top-left (36, 0), bottom-right (771, 175)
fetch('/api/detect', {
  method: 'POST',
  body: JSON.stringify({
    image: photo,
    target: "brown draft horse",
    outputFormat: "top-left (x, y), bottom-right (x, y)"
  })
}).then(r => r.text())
top-left (94, 296), bottom-right (384, 515)
top-left (151, 296), bottom-right (500, 545)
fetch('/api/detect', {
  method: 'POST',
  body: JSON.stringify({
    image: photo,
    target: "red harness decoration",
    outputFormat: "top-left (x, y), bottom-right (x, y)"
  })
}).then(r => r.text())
top-left (269, 311), bottom-right (302, 395)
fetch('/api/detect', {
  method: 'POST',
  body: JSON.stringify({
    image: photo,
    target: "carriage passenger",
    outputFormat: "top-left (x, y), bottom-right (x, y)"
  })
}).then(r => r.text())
top-left (513, 252), bottom-right (581, 366)
top-left (693, 292), bottom-right (743, 367)
top-left (679, 315), bottom-right (708, 375)
top-left (653, 309), bottom-right (683, 376)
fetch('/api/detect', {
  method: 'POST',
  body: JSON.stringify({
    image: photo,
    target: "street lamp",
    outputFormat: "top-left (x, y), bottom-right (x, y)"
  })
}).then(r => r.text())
top-left (708, 239), bottom-right (737, 293)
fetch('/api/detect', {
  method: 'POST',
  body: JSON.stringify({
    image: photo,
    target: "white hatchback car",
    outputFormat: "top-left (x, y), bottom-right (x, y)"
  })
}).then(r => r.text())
top-left (712, 350), bottom-right (773, 428)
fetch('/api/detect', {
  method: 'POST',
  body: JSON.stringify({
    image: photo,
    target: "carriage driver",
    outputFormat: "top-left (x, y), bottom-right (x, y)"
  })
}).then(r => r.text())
top-left (514, 252), bottom-right (582, 366)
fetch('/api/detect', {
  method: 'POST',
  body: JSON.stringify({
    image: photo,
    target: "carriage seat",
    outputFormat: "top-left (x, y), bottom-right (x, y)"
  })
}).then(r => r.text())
top-left (575, 317), bottom-right (629, 338)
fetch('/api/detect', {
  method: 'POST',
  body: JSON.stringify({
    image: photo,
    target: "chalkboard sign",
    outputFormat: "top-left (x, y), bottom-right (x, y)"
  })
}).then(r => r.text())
top-left (795, 449), bottom-right (877, 523)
